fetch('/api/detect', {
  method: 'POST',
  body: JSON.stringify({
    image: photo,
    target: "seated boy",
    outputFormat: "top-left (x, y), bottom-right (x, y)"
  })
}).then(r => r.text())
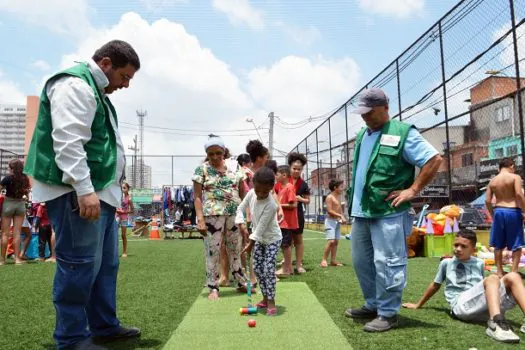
top-left (403, 229), bottom-right (525, 344)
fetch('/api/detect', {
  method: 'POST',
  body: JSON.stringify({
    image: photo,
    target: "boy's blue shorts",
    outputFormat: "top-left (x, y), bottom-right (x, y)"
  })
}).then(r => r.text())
top-left (490, 207), bottom-right (525, 251)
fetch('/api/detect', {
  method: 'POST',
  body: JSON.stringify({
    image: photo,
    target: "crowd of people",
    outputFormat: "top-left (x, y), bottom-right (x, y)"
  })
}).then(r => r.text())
top-left (0, 159), bottom-right (56, 265)
top-left (3, 38), bottom-right (525, 349)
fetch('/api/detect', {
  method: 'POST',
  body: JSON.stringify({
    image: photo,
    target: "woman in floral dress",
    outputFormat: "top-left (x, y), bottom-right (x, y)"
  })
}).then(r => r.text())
top-left (193, 136), bottom-right (249, 300)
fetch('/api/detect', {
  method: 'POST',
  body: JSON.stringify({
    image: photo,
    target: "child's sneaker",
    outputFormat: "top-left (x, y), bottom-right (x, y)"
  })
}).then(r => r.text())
top-left (486, 315), bottom-right (520, 343)
top-left (520, 321), bottom-right (525, 334)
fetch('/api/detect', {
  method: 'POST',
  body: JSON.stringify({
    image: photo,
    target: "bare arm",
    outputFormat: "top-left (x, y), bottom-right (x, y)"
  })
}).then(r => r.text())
top-left (238, 179), bottom-right (246, 200)
top-left (297, 193), bottom-right (310, 204)
top-left (402, 282), bottom-right (441, 309)
top-left (514, 175), bottom-right (525, 215)
top-left (273, 191), bottom-right (284, 222)
top-left (389, 154), bottom-right (443, 207)
top-left (485, 182), bottom-right (494, 218)
top-left (193, 181), bottom-right (207, 235)
top-left (281, 203), bottom-right (297, 209)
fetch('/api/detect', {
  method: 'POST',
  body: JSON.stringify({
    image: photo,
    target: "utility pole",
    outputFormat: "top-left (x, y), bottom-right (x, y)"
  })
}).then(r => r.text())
top-left (128, 135), bottom-right (138, 188)
top-left (268, 112), bottom-right (274, 158)
top-left (137, 109), bottom-right (147, 188)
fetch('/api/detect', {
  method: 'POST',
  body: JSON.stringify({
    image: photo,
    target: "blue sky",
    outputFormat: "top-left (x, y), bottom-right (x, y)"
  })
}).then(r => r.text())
top-left (0, 0), bottom-right (459, 99)
top-left (1, 0), bottom-right (483, 185)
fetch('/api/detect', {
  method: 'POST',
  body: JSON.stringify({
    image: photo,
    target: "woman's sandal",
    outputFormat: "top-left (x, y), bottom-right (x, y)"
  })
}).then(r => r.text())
top-left (256, 302), bottom-right (267, 308)
top-left (266, 307), bottom-right (278, 316)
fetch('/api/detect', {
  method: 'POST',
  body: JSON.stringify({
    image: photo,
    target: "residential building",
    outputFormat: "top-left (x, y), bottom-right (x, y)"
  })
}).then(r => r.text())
top-left (0, 103), bottom-right (27, 176)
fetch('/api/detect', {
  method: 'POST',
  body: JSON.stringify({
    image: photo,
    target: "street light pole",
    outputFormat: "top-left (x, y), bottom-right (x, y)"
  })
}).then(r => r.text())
top-left (245, 117), bottom-right (263, 142)
top-left (268, 112), bottom-right (274, 158)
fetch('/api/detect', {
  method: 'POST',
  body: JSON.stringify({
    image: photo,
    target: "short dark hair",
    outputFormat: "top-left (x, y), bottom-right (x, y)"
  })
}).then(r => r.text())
top-left (237, 153), bottom-right (251, 167)
top-left (253, 166), bottom-right (275, 187)
top-left (329, 179), bottom-right (344, 191)
top-left (92, 40), bottom-right (140, 70)
top-left (499, 157), bottom-right (515, 170)
top-left (246, 140), bottom-right (268, 163)
top-left (265, 160), bottom-right (278, 174)
top-left (277, 165), bottom-right (290, 176)
top-left (224, 148), bottom-right (231, 159)
top-left (456, 229), bottom-right (477, 247)
top-left (288, 152), bottom-right (307, 166)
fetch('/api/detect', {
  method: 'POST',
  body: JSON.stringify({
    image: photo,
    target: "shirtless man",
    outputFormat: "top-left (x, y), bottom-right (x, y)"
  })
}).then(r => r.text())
top-left (485, 157), bottom-right (525, 277)
top-left (321, 179), bottom-right (346, 267)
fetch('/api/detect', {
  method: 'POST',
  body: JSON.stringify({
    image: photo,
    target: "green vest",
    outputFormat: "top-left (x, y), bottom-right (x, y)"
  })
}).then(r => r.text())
top-left (24, 62), bottom-right (118, 191)
top-left (347, 119), bottom-right (415, 218)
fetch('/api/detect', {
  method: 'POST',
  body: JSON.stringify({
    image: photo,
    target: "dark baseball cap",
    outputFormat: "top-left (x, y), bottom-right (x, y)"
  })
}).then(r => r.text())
top-left (350, 88), bottom-right (389, 115)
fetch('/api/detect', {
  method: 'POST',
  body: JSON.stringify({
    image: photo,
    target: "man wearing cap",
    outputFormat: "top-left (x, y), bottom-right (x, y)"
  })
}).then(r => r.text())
top-left (345, 88), bottom-right (442, 332)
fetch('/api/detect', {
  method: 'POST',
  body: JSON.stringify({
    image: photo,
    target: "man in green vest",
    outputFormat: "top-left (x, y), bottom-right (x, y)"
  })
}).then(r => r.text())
top-left (344, 88), bottom-right (442, 332)
top-left (24, 40), bottom-right (141, 350)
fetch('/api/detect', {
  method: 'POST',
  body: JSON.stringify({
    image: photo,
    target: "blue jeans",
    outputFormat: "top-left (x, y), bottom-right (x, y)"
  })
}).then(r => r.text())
top-left (46, 193), bottom-right (120, 349)
top-left (351, 212), bottom-right (412, 318)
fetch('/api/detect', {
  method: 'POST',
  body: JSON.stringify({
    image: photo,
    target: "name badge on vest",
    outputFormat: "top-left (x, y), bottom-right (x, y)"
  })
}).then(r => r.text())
top-left (380, 134), bottom-right (400, 147)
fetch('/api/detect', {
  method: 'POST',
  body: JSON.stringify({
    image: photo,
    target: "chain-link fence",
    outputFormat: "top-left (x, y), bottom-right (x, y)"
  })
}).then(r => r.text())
top-left (290, 0), bottom-right (525, 218)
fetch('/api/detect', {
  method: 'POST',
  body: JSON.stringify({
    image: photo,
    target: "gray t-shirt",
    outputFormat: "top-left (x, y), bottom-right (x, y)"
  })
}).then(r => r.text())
top-left (433, 256), bottom-right (484, 307)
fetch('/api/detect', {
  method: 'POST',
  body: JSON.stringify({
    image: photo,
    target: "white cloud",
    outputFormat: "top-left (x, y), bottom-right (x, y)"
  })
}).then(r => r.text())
top-left (248, 56), bottom-right (360, 118)
top-left (140, 0), bottom-right (187, 12)
top-left (357, 0), bottom-right (424, 18)
top-left (32, 60), bottom-right (51, 72)
top-left (280, 24), bottom-right (322, 46)
top-left (0, 0), bottom-right (94, 38)
top-left (46, 12), bottom-right (359, 185)
top-left (212, 0), bottom-right (264, 29)
top-left (0, 69), bottom-right (26, 104)
top-left (494, 21), bottom-right (525, 73)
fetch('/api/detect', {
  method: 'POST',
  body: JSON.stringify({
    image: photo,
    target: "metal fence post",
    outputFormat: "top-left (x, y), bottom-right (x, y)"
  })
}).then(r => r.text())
top-left (328, 119), bottom-right (333, 173)
top-left (345, 105), bottom-right (350, 187)
top-left (305, 138), bottom-right (309, 218)
top-left (316, 129), bottom-right (321, 218)
top-left (509, 0), bottom-right (525, 179)
top-left (171, 156), bottom-right (174, 186)
top-left (439, 20), bottom-right (453, 204)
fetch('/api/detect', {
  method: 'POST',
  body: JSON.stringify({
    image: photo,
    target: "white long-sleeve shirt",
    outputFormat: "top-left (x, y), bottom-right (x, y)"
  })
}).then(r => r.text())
top-left (235, 189), bottom-right (282, 244)
top-left (31, 59), bottom-right (126, 208)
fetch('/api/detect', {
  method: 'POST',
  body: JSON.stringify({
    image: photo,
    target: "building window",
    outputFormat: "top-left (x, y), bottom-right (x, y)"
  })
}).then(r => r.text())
top-left (507, 145), bottom-right (518, 156)
top-left (495, 105), bottom-right (511, 122)
top-left (462, 153), bottom-right (473, 167)
top-left (495, 148), bottom-right (504, 158)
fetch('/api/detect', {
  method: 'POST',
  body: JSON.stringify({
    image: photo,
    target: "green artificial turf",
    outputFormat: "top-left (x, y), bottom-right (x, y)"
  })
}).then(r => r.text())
top-left (0, 230), bottom-right (523, 350)
top-left (163, 282), bottom-right (351, 349)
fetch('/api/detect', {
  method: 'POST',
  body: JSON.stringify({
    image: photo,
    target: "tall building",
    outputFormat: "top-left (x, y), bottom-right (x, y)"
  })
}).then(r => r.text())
top-left (125, 161), bottom-right (152, 189)
top-left (0, 103), bottom-right (27, 176)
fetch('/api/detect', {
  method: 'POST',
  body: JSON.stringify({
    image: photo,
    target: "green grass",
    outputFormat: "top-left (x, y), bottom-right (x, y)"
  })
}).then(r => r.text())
top-left (0, 231), bottom-right (523, 350)
top-left (164, 282), bottom-right (350, 349)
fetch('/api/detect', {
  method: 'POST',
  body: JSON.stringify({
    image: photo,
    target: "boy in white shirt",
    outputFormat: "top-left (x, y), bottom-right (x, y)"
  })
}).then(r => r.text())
top-left (236, 166), bottom-right (282, 316)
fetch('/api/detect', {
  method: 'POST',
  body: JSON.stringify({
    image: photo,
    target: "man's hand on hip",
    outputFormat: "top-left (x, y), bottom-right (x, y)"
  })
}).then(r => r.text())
top-left (78, 192), bottom-right (101, 220)
top-left (386, 188), bottom-right (417, 208)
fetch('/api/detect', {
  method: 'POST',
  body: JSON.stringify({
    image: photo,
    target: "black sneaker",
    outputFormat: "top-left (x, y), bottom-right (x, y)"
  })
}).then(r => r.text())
top-left (345, 306), bottom-right (377, 319)
top-left (93, 326), bottom-right (141, 343)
